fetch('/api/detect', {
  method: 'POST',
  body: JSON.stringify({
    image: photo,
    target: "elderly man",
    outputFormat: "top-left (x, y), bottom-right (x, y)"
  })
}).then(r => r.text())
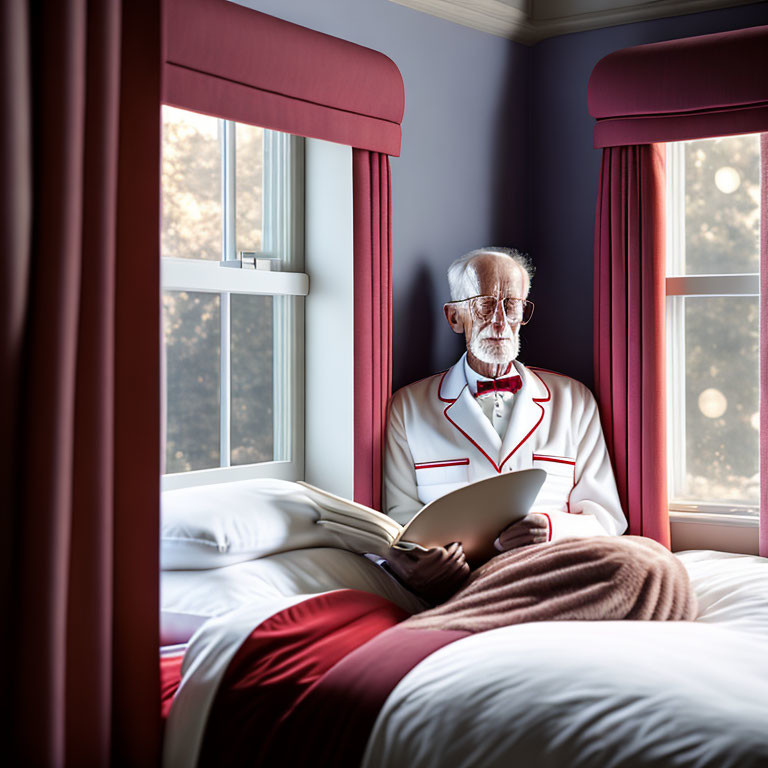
top-left (383, 247), bottom-right (626, 601)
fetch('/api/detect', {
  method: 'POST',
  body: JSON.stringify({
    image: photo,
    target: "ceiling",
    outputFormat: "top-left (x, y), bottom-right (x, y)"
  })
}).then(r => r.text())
top-left (387, 0), bottom-right (761, 44)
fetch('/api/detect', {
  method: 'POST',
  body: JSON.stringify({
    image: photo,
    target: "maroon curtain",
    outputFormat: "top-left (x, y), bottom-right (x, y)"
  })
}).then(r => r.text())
top-left (163, 0), bottom-right (404, 157)
top-left (353, 150), bottom-right (392, 510)
top-left (1, 1), bottom-right (161, 765)
top-left (594, 144), bottom-right (670, 548)
top-left (589, 25), bottom-right (768, 148)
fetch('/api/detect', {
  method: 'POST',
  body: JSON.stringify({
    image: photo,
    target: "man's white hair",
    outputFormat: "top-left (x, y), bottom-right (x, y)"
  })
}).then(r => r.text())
top-left (447, 247), bottom-right (534, 301)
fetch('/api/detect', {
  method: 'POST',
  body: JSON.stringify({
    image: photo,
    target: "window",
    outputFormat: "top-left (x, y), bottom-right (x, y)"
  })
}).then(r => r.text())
top-left (160, 106), bottom-right (307, 490)
top-left (665, 133), bottom-right (761, 519)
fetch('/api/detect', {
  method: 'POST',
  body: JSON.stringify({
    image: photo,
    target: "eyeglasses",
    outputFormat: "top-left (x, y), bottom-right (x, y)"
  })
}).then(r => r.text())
top-left (445, 295), bottom-right (535, 325)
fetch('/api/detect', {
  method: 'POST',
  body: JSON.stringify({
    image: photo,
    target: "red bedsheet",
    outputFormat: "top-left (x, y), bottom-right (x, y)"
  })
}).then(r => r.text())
top-left (161, 653), bottom-right (184, 723)
top-left (197, 590), bottom-right (411, 767)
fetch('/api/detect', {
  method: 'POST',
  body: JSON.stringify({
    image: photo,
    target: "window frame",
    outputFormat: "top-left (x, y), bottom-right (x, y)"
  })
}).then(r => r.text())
top-left (160, 112), bottom-right (307, 491)
top-left (664, 138), bottom-right (760, 524)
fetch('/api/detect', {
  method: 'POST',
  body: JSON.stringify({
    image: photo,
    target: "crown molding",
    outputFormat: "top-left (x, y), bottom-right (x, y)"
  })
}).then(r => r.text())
top-left (388, 0), bottom-right (763, 44)
top-left (389, 0), bottom-right (538, 43)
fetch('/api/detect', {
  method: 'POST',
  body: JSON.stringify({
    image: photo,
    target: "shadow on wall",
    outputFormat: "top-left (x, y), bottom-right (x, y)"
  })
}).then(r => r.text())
top-left (488, 42), bottom-right (536, 369)
top-left (489, 41), bottom-right (532, 252)
top-left (393, 262), bottom-right (437, 390)
top-left (392, 260), bottom-right (468, 392)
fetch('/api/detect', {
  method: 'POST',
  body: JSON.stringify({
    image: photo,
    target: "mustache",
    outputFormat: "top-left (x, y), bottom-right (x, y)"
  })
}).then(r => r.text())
top-left (475, 324), bottom-right (514, 341)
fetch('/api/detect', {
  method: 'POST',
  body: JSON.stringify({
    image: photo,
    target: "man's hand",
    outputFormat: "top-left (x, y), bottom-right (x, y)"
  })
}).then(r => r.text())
top-left (495, 513), bottom-right (549, 552)
top-left (386, 542), bottom-right (470, 603)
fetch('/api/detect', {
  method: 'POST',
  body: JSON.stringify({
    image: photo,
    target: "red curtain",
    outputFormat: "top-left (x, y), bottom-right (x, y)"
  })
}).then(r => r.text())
top-left (594, 144), bottom-right (670, 547)
top-left (1, 1), bottom-right (161, 765)
top-left (589, 25), bottom-right (768, 148)
top-left (353, 150), bottom-right (393, 510)
top-left (162, 0), bottom-right (404, 157)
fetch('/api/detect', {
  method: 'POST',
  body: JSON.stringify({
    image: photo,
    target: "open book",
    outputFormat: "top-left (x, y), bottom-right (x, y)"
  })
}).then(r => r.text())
top-left (297, 468), bottom-right (546, 565)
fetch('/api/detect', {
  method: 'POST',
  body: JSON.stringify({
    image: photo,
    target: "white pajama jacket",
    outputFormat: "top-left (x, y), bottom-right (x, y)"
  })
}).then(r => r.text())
top-left (383, 354), bottom-right (627, 542)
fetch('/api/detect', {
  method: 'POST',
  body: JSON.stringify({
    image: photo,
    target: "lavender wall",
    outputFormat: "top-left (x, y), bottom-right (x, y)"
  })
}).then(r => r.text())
top-left (236, 0), bottom-right (531, 389)
top-left (236, 0), bottom-right (768, 391)
top-left (526, 2), bottom-right (768, 388)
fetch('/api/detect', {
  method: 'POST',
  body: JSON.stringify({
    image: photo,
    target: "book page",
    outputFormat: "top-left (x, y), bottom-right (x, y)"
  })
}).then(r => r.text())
top-left (315, 520), bottom-right (395, 557)
top-left (398, 468), bottom-right (546, 565)
top-left (297, 481), bottom-right (403, 539)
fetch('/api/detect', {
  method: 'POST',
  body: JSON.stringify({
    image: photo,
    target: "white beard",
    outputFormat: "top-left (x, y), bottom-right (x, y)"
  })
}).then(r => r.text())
top-left (469, 323), bottom-right (519, 364)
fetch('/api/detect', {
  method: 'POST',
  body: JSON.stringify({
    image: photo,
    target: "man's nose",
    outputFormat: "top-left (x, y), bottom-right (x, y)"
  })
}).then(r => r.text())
top-left (491, 297), bottom-right (506, 329)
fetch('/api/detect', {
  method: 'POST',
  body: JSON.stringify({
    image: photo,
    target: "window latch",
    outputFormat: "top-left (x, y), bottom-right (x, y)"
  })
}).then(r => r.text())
top-left (220, 251), bottom-right (280, 271)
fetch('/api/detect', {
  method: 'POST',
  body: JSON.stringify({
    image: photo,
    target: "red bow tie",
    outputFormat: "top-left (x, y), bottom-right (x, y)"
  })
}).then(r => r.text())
top-left (475, 375), bottom-right (522, 397)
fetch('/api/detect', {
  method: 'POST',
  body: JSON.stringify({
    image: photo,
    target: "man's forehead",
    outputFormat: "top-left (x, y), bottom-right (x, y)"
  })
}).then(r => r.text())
top-left (467, 253), bottom-right (527, 293)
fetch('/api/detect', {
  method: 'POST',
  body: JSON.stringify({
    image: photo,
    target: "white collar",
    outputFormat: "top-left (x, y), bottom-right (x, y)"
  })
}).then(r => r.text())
top-left (463, 356), bottom-right (516, 396)
top-left (439, 352), bottom-right (540, 402)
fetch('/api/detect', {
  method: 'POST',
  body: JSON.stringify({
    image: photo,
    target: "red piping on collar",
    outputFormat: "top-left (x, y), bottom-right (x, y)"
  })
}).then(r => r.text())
top-left (528, 366), bottom-right (569, 379)
top-left (437, 370), bottom-right (455, 403)
top-left (498, 369), bottom-right (551, 472)
top-left (442, 403), bottom-right (501, 473)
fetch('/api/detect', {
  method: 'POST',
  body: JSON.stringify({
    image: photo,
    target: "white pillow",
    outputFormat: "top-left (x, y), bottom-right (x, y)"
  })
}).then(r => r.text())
top-left (676, 549), bottom-right (768, 635)
top-left (160, 478), bottom-right (334, 570)
top-left (160, 547), bottom-right (426, 644)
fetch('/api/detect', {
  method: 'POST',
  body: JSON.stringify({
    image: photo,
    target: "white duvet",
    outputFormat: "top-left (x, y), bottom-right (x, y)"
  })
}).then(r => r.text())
top-left (164, 549), bottom-right (768, 768)
top-left (365, 550), bottom-right (768, 768)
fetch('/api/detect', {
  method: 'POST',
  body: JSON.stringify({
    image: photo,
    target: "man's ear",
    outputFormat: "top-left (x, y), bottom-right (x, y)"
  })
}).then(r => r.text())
top-left (444, 304), bottom-right (465, 334)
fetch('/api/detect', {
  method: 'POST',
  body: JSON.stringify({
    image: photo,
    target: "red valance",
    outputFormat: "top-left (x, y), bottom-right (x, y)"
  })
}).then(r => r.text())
top-left (588, 24), bottom-right (768, 147)
top-left (162, 0), bottom-right (404, 156)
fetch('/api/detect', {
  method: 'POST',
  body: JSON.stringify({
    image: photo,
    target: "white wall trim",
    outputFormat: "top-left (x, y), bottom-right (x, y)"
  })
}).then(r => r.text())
top-left (670, 513), bottom-right (759, 555)
top-left (389, 0), bottom-right (538, 43)
top-left (666, 273), bottom-right (759, 296)
top-left (162, 258), bottom-right (309, 296)
top-left (671, 510), bottom-right (758, 527)
top-left (304, 139), bottom-right (355, 499)
top-left (388, 0), bottom-right (760, 44)
top-left (161, 461), bottom-right (299, 491)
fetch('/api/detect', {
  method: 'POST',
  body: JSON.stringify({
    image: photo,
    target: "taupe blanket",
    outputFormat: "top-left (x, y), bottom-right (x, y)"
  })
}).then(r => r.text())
top-left (403, 536), bottom-right (697, 632)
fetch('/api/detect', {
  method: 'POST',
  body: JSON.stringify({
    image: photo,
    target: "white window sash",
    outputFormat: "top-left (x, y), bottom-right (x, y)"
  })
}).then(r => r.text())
top-left (220, 120), bottom-right (236, 467)
top-left (161, 258), bottom-right (309, 296)
top-left (161, 461), bottom-right (300, 491)
top-left (664, 140), bottom-right (760, 520)
top-left (161, 118), bottom-right (305, 488)
top-left (665, 141), bottom-right (687, 506)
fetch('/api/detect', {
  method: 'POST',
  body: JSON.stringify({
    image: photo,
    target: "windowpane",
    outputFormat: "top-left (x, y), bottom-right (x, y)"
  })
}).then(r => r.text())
top-left (682, 134), bottom-right (760, 275)
top-left (231, 294), bottom-right (274, 465)
top-left (235, 122), bottom-right (264, 257)
top-left (680, 295), bottom-right (759, 505)
top-left (160, 112), bottom-right (303, 485)
top-left (163, 291), bottom-right (221, 472)
top-left (161, 106), bottom-right (222, 261)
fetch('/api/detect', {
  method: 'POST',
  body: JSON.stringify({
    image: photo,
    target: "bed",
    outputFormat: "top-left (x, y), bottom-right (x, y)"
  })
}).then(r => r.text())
top-left (160, 479), bottom-right (768, 768)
